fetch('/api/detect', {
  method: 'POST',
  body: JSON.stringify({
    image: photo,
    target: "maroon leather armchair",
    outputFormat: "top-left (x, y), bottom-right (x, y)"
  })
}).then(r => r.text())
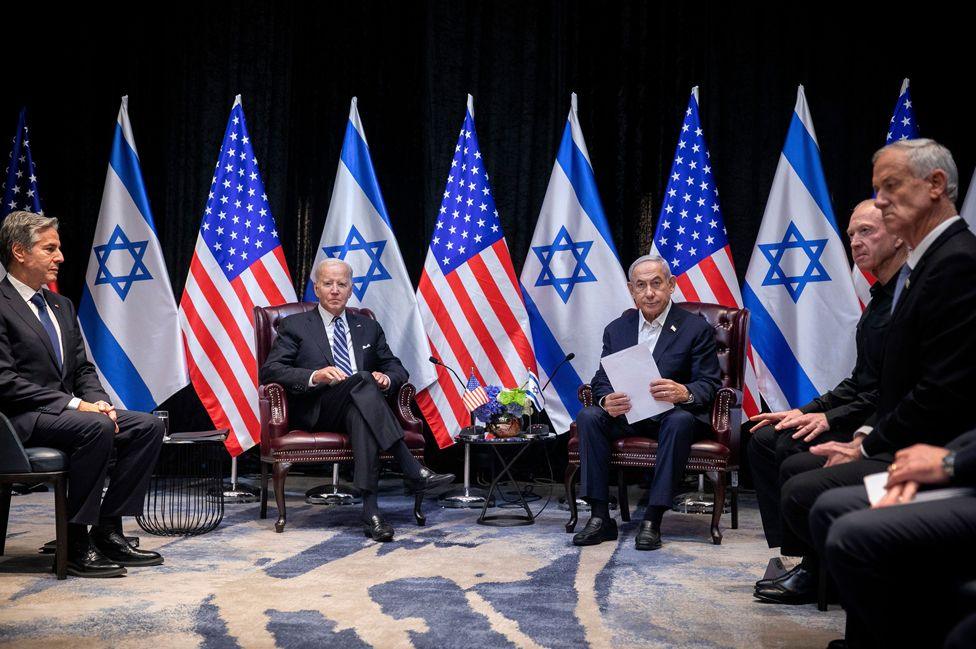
top-left (254, 303), bottom-right (427, 532)
top-left (564, 302), bottom-right (749, 545)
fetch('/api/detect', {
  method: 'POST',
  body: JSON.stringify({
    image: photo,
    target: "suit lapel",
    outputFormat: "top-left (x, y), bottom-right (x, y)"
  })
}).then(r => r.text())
top-left (0, 278), bottom-right (61, 370)
top-left (305, 309), bottom-right (333, 365)
top-left (892, 220), bottom-right (967, 320)
top-left (652, 305), bottom-right (682, 361)
top-left (46, 291), bottom-right (70, 377)
top-left (348, 312), bottom-right (366, 370)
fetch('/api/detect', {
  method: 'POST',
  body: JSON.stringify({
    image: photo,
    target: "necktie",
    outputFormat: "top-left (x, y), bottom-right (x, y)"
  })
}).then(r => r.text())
top-left (30, 292), bottom-right (62, 368)
top-left (331, 316), bottom-right (354, 376)
top-left (891, 264), bottom-right (911, 314)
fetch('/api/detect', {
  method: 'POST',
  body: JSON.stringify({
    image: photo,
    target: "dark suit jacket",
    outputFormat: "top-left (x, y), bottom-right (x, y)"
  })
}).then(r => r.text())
top-left (863, 219), bottom-right (976, 456)
top-left (0, 276), bottom-right (110, 441)
top-left (258, 308), bottom-right (408, 431)
top-left (590, 305), bottom-right (721, 425)
top-left (948, 428), bottom-right (976, 487)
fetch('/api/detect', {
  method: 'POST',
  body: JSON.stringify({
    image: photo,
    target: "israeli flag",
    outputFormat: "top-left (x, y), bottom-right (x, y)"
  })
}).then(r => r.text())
top-left (520, 93), bottom-right (634, 434)
top-left (78, 97), bottom-right (188, 410)
top-left (744, 86), bottom-right (861, 412)
top-left (305, 98), bottom-right (436, 391)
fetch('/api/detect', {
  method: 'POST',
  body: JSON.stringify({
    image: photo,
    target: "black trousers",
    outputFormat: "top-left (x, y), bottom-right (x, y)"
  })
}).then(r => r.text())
top-left (810, 485), bottom-right (976, 649)
top-left (27, 409), bottom-right (164, 525)
top-left (747, 423), bottom-right (850, 548)
top-left (577, 405), bottom-right (704, 509)
top-left (313, 371), bottom-right (404, 492)
top-left (779, 457), bottom-right (890, 558)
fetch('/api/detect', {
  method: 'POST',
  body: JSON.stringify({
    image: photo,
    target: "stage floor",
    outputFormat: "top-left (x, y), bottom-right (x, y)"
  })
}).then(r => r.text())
top-left (1, 477), bottom-right (843, 648)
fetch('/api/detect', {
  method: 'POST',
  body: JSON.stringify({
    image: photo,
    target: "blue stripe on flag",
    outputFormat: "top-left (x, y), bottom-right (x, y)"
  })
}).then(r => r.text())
top-left (521, 285), bottom-right (584, 422)
top-left (303, 278), bottom-right (316, 302)
top-left (340, 120), bottom-right (392, 229)
top-left (555, 124), bottom-right (620, 260)
top-left (781, 114), bottom-right (840, 237)
top-left (108, 123), bottom-right (156, 230)
top-left (78, 285), bottom-right (157, 412)
top-left (742, 282), bottom-right (820, 407)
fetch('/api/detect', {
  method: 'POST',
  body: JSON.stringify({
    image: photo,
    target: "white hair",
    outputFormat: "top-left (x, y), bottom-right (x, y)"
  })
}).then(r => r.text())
top-left (314, 257), bottom-right (353, 280)
top-left (627, 254), bottom-right (673, 282)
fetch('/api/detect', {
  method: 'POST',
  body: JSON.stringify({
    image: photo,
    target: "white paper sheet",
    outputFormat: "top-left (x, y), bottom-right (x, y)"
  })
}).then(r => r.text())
top-left (863, 471), bottom-right (975, 506)
top-left (599, 343), bottom-right (674, 424)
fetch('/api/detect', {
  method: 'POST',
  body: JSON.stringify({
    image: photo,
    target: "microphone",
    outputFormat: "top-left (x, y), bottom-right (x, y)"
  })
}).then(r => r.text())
top-left (429, 356), bottom-right (467, 389)
top-left (541, 352), bottom-right (575, 392)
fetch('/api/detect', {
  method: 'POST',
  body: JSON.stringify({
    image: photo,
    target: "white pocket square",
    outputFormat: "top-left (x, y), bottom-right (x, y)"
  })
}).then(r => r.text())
top-left (361, 343), bottom-right (371, 349)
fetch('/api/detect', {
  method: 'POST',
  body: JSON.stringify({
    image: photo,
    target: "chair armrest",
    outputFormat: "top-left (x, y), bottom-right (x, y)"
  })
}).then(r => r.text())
top-left (0, 412), bottom-right (31, 473)
top-left (258, 383), bottom-right (290, 441)
top-left (710, 386), bottom-right (743, 464)
top-left (577, 384), bottom-right (594, 407)
top-left (391, 383), bottom-right (422, 435)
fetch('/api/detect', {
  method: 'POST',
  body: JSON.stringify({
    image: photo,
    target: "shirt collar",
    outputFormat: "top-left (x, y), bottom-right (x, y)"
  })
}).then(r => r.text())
top-left (907, 215), bottom-right (961, 270)
top-left (638, 299), bottom-right (672, 331)
top-left (6, 273), bottom-right (41, 303)
top-left (318, 304), bottom-right (347, 326)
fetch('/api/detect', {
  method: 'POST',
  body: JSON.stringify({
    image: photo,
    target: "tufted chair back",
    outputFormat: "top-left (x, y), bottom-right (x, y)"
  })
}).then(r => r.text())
top-left (674, 302), bottom-right (749, 392)
top-left (253, 303), bottom-right (376, 368)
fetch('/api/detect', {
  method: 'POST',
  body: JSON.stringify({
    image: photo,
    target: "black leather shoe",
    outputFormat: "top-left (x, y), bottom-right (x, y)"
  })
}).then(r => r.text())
top-left (634, 521), bottom-right (663, 551)
top-left (42, 535), bottom-right (139, 554)
top-left (572, 517), bottom-right (618, 546)
top-left (363, 514), bottom-right (395, 542)
top-left (753, 566), bottom-right (817, 604)
top-left (66, 544), bottom-right (127, 578)
top-left (412, 467), bottom-right (455, 492)
top-left (92, 530), bottom-right (164, 567)
top-left (826, 640), bottom-right (847, 648)
top-left (755, 562), bottom-right (802, 589)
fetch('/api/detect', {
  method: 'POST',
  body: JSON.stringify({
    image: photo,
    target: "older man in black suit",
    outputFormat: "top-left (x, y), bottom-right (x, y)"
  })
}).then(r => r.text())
top-left (260, 258), bottom-right (452, 541)
top-left (572, 254), bottom-right (721, 551)
top-left (0, 211), bottom-right (165, 578)
top-left (756, 138), bottom-right (976, 605)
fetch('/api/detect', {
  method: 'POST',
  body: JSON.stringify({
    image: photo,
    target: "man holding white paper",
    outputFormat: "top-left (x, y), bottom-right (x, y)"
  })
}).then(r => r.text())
top-left (573, 255), bottom-right (721, 551)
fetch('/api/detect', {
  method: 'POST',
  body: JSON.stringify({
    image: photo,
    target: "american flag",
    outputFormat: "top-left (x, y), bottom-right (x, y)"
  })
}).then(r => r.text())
top-left (1, 108), bottom-right (56, 291)
top-left (650, 87), bottom-right (759, 418)
top-left (179, 96), bottom-right (296, 456)
top-left (416, 95), bottom-right (537, 447)
top-left (854, 78), bottom-right (920, 307)
top-left (461, 372), bottom-right (489, 412)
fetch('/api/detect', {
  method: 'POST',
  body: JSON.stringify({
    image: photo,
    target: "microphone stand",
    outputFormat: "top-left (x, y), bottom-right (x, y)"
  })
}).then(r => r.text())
top-left (430, 357), bottom-right (489, 510)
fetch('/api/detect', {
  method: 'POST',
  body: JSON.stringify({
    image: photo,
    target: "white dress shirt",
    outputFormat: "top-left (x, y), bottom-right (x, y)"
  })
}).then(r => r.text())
top-left (637, 300), bottom-right (672, 353)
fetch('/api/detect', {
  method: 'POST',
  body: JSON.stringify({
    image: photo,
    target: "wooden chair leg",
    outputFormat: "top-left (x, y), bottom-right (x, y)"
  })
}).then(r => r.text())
top-left (272, 461), bottom-right (292, 533)
top-left (564, 464), bottom-right (579, 533)
top-left (259, 461), bottom-right (269, 520)
top-left (0, 483), bottom-right (11, 556)
top-left (710, 471), bottom-right (725, 545)
top-left (53, 475), bottom-right (68, 580)
top-left (414, 492), bottom-right (426, 526)
top-left (730, 470), bottom-right (739, 530)
top-left (617, 469), bottom-right (630, 522)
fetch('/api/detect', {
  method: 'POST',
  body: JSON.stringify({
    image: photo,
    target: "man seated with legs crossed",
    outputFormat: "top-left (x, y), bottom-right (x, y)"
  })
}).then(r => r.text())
top-left (573, 254), bottom-right (720, 551)
top-left (0, 211), bottom-right (165, 578)
top-left (749, 200), bottom-right (905, 601)
top-left (259, 259), bottom-right (453, 541)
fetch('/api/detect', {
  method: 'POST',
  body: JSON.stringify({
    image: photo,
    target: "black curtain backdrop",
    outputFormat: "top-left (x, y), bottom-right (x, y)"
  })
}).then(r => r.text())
top-left (5, 2), bottom-right (974, 443)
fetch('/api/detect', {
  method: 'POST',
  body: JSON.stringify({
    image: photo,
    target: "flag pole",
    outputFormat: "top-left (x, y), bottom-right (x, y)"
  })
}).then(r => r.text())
top-left (222, 456), bottom-right (258, 503)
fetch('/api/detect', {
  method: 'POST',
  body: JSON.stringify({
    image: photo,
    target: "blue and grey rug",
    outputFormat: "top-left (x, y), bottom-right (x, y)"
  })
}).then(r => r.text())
top-left (1, 479), bottom-right (843, 648)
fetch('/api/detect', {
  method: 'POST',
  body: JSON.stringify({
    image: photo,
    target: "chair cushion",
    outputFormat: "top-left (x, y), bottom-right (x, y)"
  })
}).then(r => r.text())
top-left (25, 447), bottom-right (68, 472)
top-left (609, 436), bottom-right (729, 460)
top-left (270, 428), bottom-right (426, 454)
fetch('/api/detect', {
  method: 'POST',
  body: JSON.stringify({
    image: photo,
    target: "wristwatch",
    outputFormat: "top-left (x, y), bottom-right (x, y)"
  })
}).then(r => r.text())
top-left (683, 388), bottom-right (694, 405)
top-left (943, 451), bottom-right (956, 479)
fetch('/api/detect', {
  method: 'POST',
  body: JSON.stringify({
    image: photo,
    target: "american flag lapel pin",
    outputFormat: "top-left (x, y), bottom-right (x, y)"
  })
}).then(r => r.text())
top-left (670, 324), bottom-right (677, 332)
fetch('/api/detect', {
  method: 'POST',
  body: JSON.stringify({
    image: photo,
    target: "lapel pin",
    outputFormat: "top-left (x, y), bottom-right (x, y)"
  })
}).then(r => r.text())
top-left (670, 324), bottom-right (677, 332)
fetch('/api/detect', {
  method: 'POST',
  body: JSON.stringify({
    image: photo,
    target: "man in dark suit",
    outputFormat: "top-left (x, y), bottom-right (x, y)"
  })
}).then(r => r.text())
top-left (756, 138), bottom-right (976, 604)
top-left (747, 200), bottom-right (905, 586)
top-left (572, 254), bottom-right (721, 551)
top-left (0, 211), bottom-right (165, 578)
top-left (259, 259), bottom-right (452, 541)
top-left (810, 430), bottom-right (976, 648)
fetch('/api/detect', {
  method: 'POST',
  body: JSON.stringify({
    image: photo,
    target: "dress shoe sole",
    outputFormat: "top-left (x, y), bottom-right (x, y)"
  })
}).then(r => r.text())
top-left (634, 540), bottom-right (662, 551)
top-left (752, 589), bottom-right (817, 605)
top-left (572, 529), bottom-right (618, 546)
top-left (66, 564), bottom-right (127, 578)
top-left (363, 527), bottom-right (394, 542)
top-left (105, 555), bottom-right (164, 567)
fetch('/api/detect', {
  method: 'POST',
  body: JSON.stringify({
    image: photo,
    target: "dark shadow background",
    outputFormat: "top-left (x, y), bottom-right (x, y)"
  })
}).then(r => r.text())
top-left (5, 2), bottom-right (973, 478)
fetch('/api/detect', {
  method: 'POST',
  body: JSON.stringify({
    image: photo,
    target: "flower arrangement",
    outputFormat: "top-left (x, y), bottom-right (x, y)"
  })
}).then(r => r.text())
top-left (472, 385), bottom-right (534, 423)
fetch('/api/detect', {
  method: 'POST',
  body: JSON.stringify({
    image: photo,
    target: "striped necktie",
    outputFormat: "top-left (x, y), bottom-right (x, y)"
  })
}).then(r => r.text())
top-left (331, 315), bottom-right (354, 376)
top-left (30, 292), bottom-right (62, 368)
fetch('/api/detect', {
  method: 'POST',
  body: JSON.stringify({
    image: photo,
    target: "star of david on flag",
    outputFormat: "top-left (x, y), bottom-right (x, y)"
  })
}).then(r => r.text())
top-left (78, 96), bottom-right (187, 412)
top-left (306, 97), bottom-right (436, 394)
top-left (744, 86), bottom-right (861, 412)
top-left (650, 86), bottom-right (760, 418)
top-left (520, 92), bottom-right (634, 434)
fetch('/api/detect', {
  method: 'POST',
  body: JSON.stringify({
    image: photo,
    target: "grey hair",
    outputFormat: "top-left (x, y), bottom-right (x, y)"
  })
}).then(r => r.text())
top-left (873, 138), bottom-right (959, 203)
top-left (627, 254), bottom-right (673, 282)
top-left (0, 211), bottom-right (59, 267)
top-left (314, 257), bottom-right (353, 280)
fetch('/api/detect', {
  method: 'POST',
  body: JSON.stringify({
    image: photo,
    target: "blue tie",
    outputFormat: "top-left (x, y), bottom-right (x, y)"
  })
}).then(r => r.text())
top-left (331, 316), bottom-right (354, 376)
top-left (30, 292), bottom-right (62, 368)
top-left (891, 264), bottom-right (911, 314)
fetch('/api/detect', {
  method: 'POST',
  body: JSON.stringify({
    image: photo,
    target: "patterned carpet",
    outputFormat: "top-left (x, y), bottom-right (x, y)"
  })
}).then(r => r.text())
top-left (0, 477), bottom-right (843, 648)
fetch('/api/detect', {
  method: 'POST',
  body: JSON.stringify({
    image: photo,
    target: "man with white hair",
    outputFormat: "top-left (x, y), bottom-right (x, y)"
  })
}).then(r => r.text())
top-left (572, 254), bottom-right (721, 551)
top-left (260, 258), bottom-right (453, 541)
